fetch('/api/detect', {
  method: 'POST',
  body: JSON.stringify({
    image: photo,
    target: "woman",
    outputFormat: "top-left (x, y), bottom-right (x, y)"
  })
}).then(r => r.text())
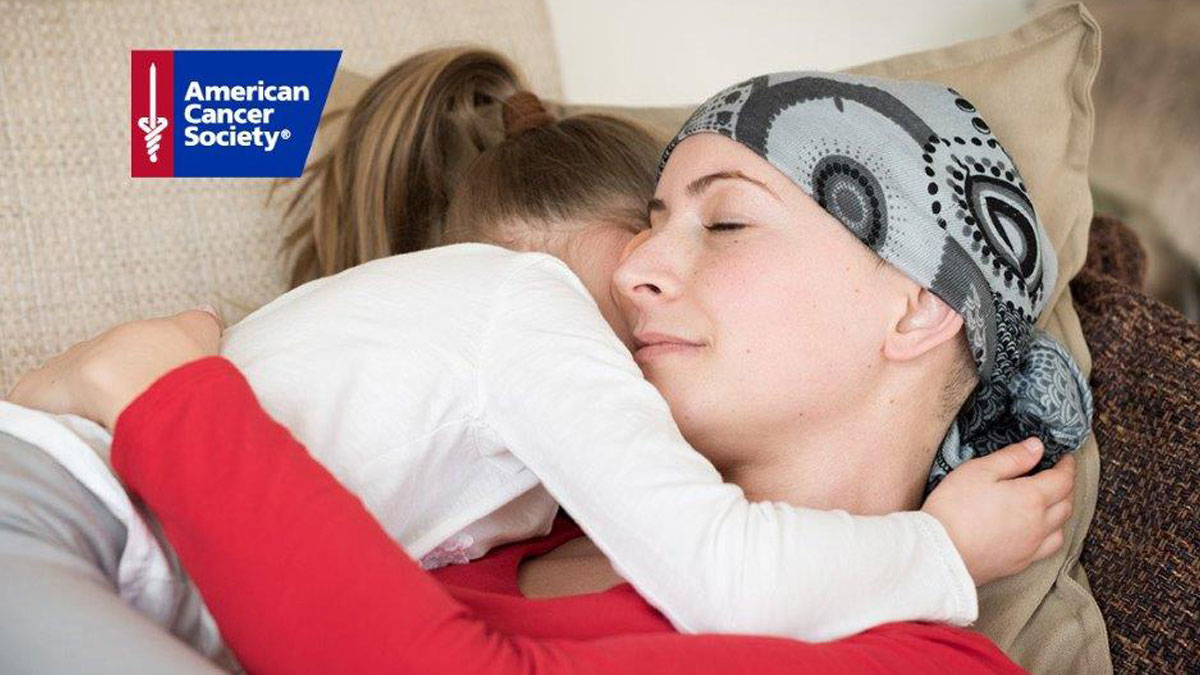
top-left (7, 59), bottom-right (1090, 672)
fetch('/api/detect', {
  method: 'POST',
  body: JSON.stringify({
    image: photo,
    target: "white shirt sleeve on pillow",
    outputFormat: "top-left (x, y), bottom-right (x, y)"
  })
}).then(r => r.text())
top-left (477, 253), bottom-right (977, 642)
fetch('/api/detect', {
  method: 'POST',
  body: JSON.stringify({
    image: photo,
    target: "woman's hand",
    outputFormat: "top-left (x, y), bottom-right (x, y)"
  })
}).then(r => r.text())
top-left (921, 438), bottom-right (1076, 587)
top-left (5, 306), bottom-right (224, 431)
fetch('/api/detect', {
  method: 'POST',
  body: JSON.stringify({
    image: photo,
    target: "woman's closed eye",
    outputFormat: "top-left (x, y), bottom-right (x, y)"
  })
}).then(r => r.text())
top-left (705, 222), bottom-right (747, 233)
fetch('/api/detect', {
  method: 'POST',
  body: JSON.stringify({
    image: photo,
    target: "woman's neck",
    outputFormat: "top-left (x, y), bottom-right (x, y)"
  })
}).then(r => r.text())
top-left (721, 375), bottom-right (950, 515)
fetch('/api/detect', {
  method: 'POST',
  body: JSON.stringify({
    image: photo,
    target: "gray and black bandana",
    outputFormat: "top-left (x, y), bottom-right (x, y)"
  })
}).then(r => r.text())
top-left (661, 71), bottom-right (1093, 489)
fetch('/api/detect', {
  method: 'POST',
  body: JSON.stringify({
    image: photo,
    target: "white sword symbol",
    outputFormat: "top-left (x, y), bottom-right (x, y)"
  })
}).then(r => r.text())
top-left (148, 63), bottom-right (156, 125)
top-left (137, 63), bottom-right (169, 163)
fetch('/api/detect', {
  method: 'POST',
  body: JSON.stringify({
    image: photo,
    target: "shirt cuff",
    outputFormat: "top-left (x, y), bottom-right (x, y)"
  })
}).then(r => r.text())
top-left (913, 509), bottom-right (979, 626)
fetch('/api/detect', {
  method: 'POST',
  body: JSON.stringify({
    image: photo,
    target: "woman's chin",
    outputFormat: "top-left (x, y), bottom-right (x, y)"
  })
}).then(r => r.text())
top-left (639, 360), bottom-right (690, 393)
top-left (643, 370), bottom-right (706, 421)
top-left (640, 366), bottom-right (674, 395)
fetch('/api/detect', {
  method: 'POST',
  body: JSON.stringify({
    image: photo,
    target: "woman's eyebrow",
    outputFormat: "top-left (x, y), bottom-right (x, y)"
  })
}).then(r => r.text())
top-left (648, 170), bottom-right (780, 216)
top-left (687, 170), bottom-right (779, 200)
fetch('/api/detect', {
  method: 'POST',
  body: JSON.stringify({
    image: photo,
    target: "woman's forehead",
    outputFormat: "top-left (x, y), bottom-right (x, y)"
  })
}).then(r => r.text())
top-left (658, 135), bottom-right (799, 200)
top-left (655, 135), bottom-right (826, 220)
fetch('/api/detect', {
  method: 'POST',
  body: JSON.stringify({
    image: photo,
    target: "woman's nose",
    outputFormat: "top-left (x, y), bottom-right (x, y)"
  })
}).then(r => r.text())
top-left (613, 228), bottom-right (681, 307)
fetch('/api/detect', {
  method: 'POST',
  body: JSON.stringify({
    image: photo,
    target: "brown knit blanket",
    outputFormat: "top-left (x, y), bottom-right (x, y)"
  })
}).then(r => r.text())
top-left (1071, 215), bottom-right (1200, 672)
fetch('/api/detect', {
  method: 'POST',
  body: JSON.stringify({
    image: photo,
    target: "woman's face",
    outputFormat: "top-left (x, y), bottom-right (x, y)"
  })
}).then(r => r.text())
top-left (611, 133), bottom-right (900, 470)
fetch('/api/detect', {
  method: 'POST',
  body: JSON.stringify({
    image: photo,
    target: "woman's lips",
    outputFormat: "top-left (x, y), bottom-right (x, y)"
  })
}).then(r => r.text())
top-left (634, 342), bottom-right (702, 362)
top-left (632, 332), bottom-right (704, 363)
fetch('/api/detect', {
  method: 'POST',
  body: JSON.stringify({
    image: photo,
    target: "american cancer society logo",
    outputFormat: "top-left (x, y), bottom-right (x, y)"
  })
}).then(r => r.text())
top-left (131, 50), bottom-right (340, 178)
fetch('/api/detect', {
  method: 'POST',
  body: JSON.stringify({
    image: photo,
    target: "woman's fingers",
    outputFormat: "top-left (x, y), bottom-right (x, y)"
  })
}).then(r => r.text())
top-left (5, 306), bottom-right (224, 429)
top-left (174, 308), bottom-right (225, 352)
top-left (7, 340), bottom-right (87, 414)
top-left (191, 305), bottom-right (225, 331)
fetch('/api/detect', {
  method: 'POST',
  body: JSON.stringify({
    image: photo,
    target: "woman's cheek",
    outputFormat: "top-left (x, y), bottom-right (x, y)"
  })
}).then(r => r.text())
top-left (741, 276), bottom-right (843, 398)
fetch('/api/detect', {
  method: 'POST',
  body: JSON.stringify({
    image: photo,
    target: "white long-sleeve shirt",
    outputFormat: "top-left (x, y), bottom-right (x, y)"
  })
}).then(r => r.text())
top-left (0, 242), bottom-right (976, 645)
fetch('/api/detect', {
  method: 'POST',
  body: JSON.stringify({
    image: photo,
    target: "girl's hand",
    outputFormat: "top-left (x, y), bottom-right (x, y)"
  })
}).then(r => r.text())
top-left (921, 438), bottom-right (1075, 587)
top-left (5, 307), bottom-right (224, 431)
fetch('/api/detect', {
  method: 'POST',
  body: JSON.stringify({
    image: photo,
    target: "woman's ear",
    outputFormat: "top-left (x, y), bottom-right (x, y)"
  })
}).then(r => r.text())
top-left (883, 287), bottom-right (964, 363)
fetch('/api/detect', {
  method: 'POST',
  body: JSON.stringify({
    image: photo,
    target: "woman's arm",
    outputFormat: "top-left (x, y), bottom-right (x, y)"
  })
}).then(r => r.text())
top-left (111, 356), bottom-right (1021, 675)
top-left (479, 255), bottom-right (976, 640)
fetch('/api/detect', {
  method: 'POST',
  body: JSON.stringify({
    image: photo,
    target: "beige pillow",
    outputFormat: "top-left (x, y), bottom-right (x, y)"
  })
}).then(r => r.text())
top-left (321, 5), bottom-right (1107, 672)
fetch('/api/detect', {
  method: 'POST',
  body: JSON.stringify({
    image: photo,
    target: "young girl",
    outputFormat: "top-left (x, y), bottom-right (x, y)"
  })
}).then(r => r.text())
top-left (2, 47), bottom-right (1077, 669)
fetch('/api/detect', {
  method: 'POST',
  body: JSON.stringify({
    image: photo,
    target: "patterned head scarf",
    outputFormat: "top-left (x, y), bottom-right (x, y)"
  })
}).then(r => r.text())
top-left (660, 71), bottom-right (1093, 489)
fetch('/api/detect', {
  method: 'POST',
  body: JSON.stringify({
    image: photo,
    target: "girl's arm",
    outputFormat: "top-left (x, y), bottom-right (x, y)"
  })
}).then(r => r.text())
top-left (479, 255), bottom-right (976, 641)
top-left (111, 356), bottom-right (1020, 675)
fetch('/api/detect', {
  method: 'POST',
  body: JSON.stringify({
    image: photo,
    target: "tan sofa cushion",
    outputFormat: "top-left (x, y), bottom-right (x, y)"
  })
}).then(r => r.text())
top-left (269, 4), bottom-right (1111, 673)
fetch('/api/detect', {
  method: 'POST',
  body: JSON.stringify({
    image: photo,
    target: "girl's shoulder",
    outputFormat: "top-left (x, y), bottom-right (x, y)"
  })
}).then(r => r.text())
top-left (398, 244), bottom-right (587, 306)
top-left (352, 243), bottom-right (573, 285)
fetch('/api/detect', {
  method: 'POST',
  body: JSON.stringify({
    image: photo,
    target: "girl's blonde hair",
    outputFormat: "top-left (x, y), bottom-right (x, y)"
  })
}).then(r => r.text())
top-left (278, 46), bottom-right (663, 289)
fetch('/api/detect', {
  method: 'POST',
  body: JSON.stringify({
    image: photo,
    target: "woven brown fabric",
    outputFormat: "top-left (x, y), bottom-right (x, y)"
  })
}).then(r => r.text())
top-left (1078, 216), bottom-right (1149, 290)
top-left (1072, 215), bottom-right (1200, 672)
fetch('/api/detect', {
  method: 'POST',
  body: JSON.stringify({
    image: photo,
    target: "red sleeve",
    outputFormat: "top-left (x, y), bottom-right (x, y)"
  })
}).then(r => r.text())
top-left (111, 356), bottom-right (1024, 675)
